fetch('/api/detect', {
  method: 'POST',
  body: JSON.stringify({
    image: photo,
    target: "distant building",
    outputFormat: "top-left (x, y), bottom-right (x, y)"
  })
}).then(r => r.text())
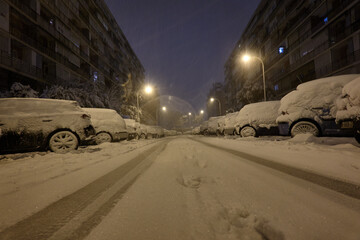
top-left (0, 0), bottom-right (144, 111)
top-left (225, 0), bottom-right (360, 108)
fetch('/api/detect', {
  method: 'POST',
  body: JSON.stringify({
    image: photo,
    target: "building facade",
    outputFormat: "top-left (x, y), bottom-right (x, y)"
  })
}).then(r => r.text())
top-left (0, 0), bottom-right (144, 112)
top-left (225, 0), bottom-right (360, 110)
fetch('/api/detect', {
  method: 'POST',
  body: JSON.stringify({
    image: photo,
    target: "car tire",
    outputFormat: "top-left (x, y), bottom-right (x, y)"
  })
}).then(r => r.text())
top-left (95, 132), bottom-right (112, 144)
top-left (240, 126), bottom-right (256, 137)
top-left (140, 133), bottom-right (146, 139)
top-left (49, 130), bottom-right (79, 153)
top-left (291, 121), bottom-right (320, 137)
top-left (216, 130), bottom-right (222, 136)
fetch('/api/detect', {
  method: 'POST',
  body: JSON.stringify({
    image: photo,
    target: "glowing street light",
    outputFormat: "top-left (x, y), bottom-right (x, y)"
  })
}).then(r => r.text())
top-left (188, 112), bottom-right (192, 116)
top-left (242, 54), bottom-right (266, 101)
top-left (144, 85), bottom-right (153, 94)
top-left (200, 110), bottom-right (204, 114)
top-left (136, 84), bottom-right (154, 121)
top-left (209, 97), bottom-right (221, 115)
top-left (162, 106), bottom-right (167, 111)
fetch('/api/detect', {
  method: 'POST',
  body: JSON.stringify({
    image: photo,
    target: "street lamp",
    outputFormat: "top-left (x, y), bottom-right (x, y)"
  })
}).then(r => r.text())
top-left (209, 97), bottom-right (222, 115)
top-left (242, 54), bottom-right (266, 101)
top-left (200, 110), bottom-right (204, 114)
top-left (188, 112), bottom-right (192, 116)
top-left (162, 106), bottom-right (167, 111)
top-left (136, 84), bottom-right (154, 122)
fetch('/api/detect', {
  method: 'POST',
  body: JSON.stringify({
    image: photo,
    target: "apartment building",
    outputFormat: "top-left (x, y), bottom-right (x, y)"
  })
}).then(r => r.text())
top-left (225, 0), bottom-right (360, 109)
top-left (0, 0), bottom-right (144, 105)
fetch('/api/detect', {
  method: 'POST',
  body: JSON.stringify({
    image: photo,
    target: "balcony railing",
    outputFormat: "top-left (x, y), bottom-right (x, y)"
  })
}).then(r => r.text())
top-left (0, 50), bottom-right (43, 80)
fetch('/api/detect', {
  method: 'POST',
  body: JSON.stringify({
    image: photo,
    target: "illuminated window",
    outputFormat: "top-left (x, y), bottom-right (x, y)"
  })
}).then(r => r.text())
top-left (274, 84), bottom-right (279, 91)
top-left (278, 46), bottom-right (285, 54)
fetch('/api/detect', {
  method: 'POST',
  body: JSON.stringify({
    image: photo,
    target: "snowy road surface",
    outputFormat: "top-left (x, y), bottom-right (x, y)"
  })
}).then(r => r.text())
top-left (0, 136), bottom-right (360, 240)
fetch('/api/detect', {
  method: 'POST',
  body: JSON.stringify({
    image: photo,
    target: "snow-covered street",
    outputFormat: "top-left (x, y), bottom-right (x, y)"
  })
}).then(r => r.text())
top-left (0, 136), bottom-right (360, 240)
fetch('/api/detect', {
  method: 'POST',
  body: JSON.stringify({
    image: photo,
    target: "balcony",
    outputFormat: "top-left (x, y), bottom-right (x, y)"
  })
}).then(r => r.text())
top-left (0, 50), bottom-right (43, 80)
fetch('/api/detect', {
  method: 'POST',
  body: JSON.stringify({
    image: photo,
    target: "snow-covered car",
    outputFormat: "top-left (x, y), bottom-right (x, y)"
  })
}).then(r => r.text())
top-left (124, 119), bottom-right (139, 140)
top-left (0, 98), bottom-right (95, 153)
top-left (154, 126), bottom-right (164, 138)
top-left (145, 125), bottom-right (158, 138)
top-left (235, 101), bottom-right (280, 137)
top-left (83, 108), bottom-right (128, 144)
top-left (277, 74), bottom-right (360, 137)
top-left (207, 116), bottom-right (224, 135)
top-left (138, 124), bottom-right (148, 139)
top-left (199, 121), bottom-right (209, 135)
top-left (191, 126), bottom-right (201, 135)
top-left (220, 112), bottom-right (239, 135)
top-left (336, 77), bottom-right (360, 143)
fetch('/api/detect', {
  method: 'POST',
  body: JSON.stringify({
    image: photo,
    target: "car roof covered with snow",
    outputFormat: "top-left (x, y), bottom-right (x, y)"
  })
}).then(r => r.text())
top-left (0, 97), bottom-right (83, 115)
top-left (277, 74), bottom-right (360, 123)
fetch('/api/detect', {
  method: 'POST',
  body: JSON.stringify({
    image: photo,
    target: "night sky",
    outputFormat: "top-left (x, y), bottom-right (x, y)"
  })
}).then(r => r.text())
top-left (104, 0), bottom-right (261, 111)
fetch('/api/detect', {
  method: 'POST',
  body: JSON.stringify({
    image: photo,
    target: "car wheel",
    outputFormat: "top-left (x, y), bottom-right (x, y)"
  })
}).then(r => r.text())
top-left (291, 121), bottom-right (320, 137)
top-left (240, 126), bottom-right (256, 137)
top-left (49, 131), bottom-right (78, 153)
top-left (140, 133), bottom-right (146, 139)
top-left (216, 130), bottom-right (222, 136)
top-left (95, 132), bottom-right (112, 144)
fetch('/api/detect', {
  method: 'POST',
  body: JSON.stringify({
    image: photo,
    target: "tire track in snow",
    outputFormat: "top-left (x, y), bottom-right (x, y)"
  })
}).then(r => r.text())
top-left (192, 138), bottom-right (360, 200)
top-left (0, 140), bottom-right (169, 240)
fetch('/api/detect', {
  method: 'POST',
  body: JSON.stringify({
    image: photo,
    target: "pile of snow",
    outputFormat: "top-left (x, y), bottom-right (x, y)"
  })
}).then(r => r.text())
top-left (236, 101), bottom-right (280, 129)
top-left (83, 108), bottom-right (127, 134)
top-left (277, 75), bottom-right (360, 123)
top-left (336, 77), bottom-right (360, 121)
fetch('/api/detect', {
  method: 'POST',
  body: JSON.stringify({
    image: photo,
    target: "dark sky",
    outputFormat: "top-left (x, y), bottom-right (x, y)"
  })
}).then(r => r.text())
top-left (104, 0), bottom-right (261, 111)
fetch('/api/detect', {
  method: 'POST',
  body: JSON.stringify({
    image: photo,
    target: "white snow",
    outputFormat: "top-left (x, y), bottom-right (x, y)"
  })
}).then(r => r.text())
top-left (124, 119), bottom-right (137, 134)
top-left (1, 136), bottom-right (360, 239)
top-left (236, 101), bottom-right (280, 129)
top-left (207, 116), bottom-right (224, 134)
top-left (222, 112), bottom-right (238, 133)
top-left (336, 77), bottom-right (360, 121)
top-left (277, 74), bottom-right (360, 123)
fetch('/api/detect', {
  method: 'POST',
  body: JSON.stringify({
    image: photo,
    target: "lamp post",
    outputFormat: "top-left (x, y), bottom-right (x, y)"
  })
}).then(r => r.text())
top-left (136, 84), bottom-right (153, 122)
top-left (242, 54), bottom-right (266, 101)
top-left (210, 97), bottom-right (222, 115)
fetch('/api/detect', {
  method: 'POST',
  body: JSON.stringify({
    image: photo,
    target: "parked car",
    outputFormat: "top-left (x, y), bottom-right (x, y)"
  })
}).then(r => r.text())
top-left (83, 108), bottom-right (128, 144)
top-left (235, 101), bottom-right (280, 137)
top-left (207, 116), bottom-right (224, 135)
top-left (154, 126), bottom-right (164, 138)
top-left (220, 112), bottom-right (239, 135)
top-left (200, 121), bottom-right (209, 135)
top-left (124, 119), bottom-right (139, 140)
top-left (336, 77), bottom-right (360, 143)
top-left (277, 75), bottom-right (360, 137)
top-left (146, 125), bottom-right (158, 138)
top-left (0, 98), bottom-right (95, 153)
top-left (139, 124), bottom-right (148, 139)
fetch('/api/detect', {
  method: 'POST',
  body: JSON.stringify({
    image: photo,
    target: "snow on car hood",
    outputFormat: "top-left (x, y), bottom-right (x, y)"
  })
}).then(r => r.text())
top-left (277, 75), bottom-right (360, 123)
top-left (236, 101), bottom-right (280, 129)
top-left (336, 77), bottom-right (360, 121)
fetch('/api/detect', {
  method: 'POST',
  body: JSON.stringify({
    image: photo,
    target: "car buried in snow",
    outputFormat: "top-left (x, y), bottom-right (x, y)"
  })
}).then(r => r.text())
top-left (276, 74), bottom-right (360, 137)
top-left (220, 111), bottom-right (239, 135)
top-left (0, 98), bottom-right (95, 153)
top-left (234, 101), bottom-right (280, 137)
top-left (124, 118), bottom-right (139, 140)
top-left (83, 108), bottom-right (128, 144)
top-left (335, 77), bottom-right (360, 143)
